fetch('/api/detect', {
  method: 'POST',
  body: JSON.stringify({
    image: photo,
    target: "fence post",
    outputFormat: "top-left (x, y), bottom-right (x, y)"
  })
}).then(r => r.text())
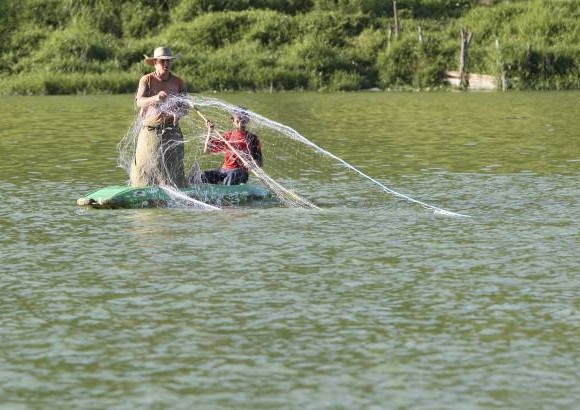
top-left (393, 1), bottom-right (400, 40)
top-left (460, 27), bottom-right (473, 90)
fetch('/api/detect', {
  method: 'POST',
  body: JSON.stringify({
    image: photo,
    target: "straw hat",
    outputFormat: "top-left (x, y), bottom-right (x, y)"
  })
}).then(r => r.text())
top-left (143, 47), bottom-right (181, 66)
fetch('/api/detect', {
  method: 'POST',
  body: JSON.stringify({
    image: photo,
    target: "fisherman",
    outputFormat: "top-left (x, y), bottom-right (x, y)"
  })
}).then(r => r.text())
top-left (130, 46), bottom-right (188, 187)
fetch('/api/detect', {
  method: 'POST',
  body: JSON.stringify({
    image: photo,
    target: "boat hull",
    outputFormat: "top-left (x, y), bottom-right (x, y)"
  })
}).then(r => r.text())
top-left (77, 184), bottom-right (274, 209)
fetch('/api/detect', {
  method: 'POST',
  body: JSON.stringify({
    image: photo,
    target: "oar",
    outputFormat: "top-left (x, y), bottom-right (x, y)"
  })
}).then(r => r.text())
top-left (189, 103), bottom-right (320, 210)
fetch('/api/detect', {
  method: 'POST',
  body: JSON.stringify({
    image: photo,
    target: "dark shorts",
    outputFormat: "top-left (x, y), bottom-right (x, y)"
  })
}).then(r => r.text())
top-left (201, 168), bottom-right (249, 185)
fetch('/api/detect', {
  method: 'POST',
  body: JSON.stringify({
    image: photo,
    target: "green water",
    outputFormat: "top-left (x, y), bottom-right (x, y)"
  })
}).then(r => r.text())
top-left (1, 92), bottom-right (579, 409)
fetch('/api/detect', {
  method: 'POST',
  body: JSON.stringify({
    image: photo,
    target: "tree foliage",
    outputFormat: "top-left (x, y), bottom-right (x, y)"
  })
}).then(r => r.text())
top-left (1, 0), bottom-right (579, 94)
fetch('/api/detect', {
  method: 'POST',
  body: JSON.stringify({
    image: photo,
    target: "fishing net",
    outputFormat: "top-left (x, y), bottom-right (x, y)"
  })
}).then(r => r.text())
top-left (118, 94), bottom-right (327, 210)
top-left (118, 94), bottom-right (469, 217)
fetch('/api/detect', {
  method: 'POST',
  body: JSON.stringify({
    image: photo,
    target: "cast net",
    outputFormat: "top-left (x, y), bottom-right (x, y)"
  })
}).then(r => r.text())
top-left (118, 94), bottom-right (469, 217)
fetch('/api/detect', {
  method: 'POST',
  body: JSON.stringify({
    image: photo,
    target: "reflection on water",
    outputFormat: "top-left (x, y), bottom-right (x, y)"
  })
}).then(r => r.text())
top-left (1, 92), bottom-right (579, 408)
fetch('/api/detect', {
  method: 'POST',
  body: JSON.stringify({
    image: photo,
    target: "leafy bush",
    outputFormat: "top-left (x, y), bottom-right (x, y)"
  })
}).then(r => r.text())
top-left (377, 37), bottom-right (418, 87)
top-left (164, 11), bottom-right (252, 50)
top-left (1, 0), bottom-right (580, 94)
top-left (0, 72), bottom-right (136, 95)
top-left (171, 0), bottom-right (313, 21)
top-left (121, 2), bottom-right (168, 38)
top-left (243, 10), bottom-right (297, 48)
top-left (328, 70), bottom-right (365, 91)
top-left (31, 23), bottom-right (119, 73)
top-left (296, 11), bottom-right (371, 47)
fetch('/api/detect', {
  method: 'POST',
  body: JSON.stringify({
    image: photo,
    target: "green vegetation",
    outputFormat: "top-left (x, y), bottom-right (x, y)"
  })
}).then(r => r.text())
top-left (1, 0), bottom-right (578, 95)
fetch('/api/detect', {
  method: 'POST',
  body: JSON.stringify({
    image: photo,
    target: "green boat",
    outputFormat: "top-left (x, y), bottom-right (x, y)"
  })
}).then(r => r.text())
top-left (77, 183), bottom-right (275, 209)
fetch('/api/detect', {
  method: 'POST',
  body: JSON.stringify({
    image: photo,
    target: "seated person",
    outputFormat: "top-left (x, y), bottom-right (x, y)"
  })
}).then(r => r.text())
top-left (198, 109), bottom-right (263, 185)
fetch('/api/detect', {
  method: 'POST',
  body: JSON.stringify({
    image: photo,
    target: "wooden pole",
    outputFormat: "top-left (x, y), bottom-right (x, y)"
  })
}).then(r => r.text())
top-left (393, 1), bottom-right (399, 41)
top-left (501, 64), bottom-right (509, 91)
top-left (495, 38), bottom-right (509, 91)
top-left (459, 27), bottom-right (473, 90)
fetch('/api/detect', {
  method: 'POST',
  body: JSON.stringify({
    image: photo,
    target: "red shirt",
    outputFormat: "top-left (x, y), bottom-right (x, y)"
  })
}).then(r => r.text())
top-left (208, 130), bottom-right (262, 170)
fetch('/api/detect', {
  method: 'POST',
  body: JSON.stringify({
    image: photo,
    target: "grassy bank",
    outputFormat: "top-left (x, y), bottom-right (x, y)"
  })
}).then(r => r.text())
top-left (1, 0), bottom-right (578, 95)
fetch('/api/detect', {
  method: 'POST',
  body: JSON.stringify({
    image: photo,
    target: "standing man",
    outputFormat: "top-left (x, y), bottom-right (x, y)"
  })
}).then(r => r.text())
top-left (130, 47), bottom-right (188, 187)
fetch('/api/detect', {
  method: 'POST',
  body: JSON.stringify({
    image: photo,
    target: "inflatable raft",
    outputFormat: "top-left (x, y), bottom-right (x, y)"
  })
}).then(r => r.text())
top-left (77, 183), bottom-right (275, 209)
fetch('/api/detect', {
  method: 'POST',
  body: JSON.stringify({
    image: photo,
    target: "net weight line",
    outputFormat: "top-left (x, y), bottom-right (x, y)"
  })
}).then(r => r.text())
top-left (243, 107), bottom-right (471, 218)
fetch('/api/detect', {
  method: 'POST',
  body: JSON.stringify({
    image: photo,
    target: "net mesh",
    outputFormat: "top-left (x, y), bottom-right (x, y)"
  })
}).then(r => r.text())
top-left (117, 94), bottom-right (469, 217)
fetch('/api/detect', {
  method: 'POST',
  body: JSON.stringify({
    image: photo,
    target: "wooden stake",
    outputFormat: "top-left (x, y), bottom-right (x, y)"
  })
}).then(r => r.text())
top-left (459, 27), bottom-right (473, 90)
top-left (393, 1), bottom-right (400, 40)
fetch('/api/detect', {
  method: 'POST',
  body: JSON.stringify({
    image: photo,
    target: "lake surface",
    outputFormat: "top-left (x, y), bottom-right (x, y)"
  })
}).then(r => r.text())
top-left (1, 91), bottom-right (579, 409)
